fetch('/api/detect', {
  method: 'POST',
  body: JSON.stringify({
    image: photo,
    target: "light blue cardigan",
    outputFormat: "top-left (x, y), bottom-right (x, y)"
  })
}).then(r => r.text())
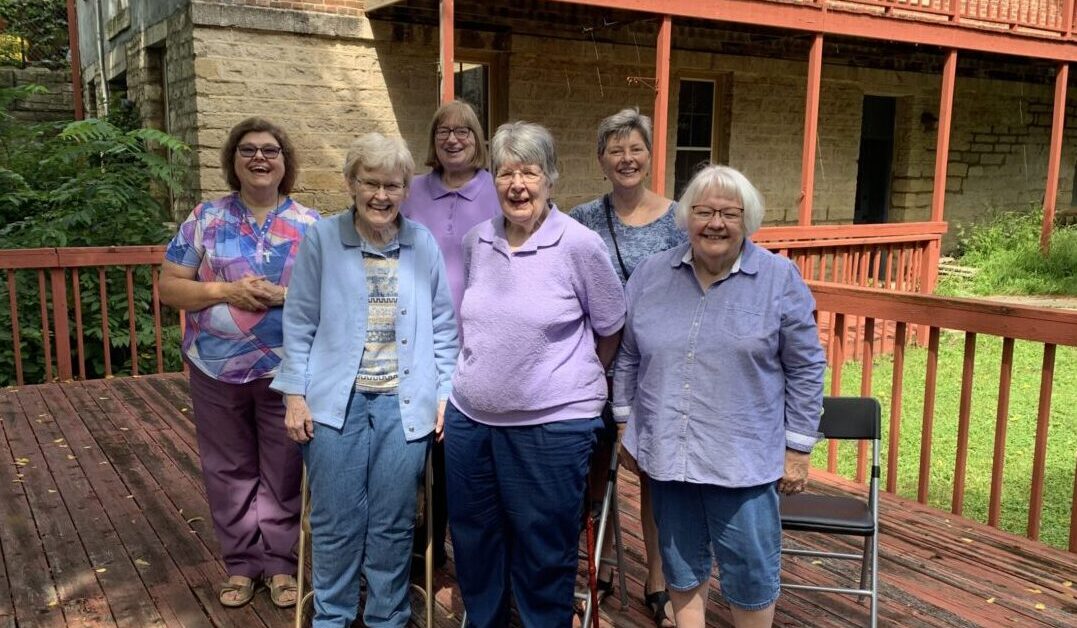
top-left (270, 210), bottom-right (459, 441)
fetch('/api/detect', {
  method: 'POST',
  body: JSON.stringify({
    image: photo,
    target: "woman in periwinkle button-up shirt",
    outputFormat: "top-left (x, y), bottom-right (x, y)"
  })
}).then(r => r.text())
top-left (612, 165), bottom-right (825, 628)
top-left (271, 133), bottom-right (458, 628)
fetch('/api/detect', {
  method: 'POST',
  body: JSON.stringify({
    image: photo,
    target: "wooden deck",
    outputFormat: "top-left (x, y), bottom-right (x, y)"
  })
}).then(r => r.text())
top-left (1, 375), bottom-right (1074, 627)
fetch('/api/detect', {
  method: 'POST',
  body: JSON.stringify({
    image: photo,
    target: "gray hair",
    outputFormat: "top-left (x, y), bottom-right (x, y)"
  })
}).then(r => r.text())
top-left (343, 132), bottom-right (415, 185)
top-left (490, 121), bottom-right (559, 187)
top-left (596, 107), bottom-right (653, 156)
top-left (675, 165), bottom-right (765, 236)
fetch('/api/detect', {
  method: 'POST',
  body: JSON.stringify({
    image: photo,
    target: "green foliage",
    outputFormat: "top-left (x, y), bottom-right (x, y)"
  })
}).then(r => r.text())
top-left (938, 206), bottom-right (1077, 296)
top-left (0, 0), bottom-right (69, 67)
top-left (817, 335), bottom-right (1076, 550)
top-left (0, 84), bottom-right (189, 385)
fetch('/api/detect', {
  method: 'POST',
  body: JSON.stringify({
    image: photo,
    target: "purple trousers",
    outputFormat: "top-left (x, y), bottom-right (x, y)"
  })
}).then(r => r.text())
top-left (187, 363), bottom-right (302, 578)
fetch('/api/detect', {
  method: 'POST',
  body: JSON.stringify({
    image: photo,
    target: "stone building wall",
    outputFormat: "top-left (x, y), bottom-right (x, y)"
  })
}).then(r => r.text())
top-left (1, 67), bottom-right (74, 121)
top-left (108, 2), bottom-right (1077, 240)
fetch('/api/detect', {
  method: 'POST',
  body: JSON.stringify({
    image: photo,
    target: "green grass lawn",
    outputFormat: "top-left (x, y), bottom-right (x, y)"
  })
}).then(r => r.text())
top-left (815, 331), bottom-right (1076, 550)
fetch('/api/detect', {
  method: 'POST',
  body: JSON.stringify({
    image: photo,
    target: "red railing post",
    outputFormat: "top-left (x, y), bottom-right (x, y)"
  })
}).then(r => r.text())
top-left (1027, 343), bottom-right (1056, 541)
top-left (1041, 63), bottom-right (1068, 254)
top-left (922, 49), bottom-right (957, 297)
top-left (652, 15), bottom-right (673, 197)
top-left (439, 0), bottom-right (454, 104)
top-left (49, 268), bottom-right (73, 381)
top-left (798, 33), bottom-right (824, 226)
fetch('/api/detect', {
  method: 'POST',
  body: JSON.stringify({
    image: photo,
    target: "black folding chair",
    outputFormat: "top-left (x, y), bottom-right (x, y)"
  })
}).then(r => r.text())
top-left (779, 396), bottom-right (880, 628)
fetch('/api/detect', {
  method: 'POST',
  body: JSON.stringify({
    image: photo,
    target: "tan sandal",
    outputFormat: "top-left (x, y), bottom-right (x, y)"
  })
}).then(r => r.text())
top-left (219, 576), bottom-right (256, 608)
top-left (266, 574), bottom-right (298, 608)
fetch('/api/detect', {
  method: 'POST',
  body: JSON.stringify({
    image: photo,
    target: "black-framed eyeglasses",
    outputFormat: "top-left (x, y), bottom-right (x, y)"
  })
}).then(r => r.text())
top-left (237, 144), bottom-right (282, 159)
top-left (690, 206), bottom-right (744, 223)
top-left (355, 178), bottom-right (406, 197)
top-left (435, 126), bottom-right (472, 141)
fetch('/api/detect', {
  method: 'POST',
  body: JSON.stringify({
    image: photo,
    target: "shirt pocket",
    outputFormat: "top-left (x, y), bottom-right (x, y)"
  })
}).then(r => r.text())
top-left (716, 304), bottom-right (765, 339)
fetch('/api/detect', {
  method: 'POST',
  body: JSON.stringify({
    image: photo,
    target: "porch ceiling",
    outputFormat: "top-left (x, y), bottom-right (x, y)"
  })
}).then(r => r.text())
top-left (367, 0), bottom-right (1062, 83)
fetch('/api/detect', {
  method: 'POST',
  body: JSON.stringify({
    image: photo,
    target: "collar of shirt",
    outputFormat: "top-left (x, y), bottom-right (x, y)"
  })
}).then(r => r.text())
top-left (672, 239), bottom-right (761, 278)
top-left (426, 169), bottom-right (491, 201)
top-left (477, 202), bottom-right (566, 255)
top-left (338, 206), bottom-right (415, 248)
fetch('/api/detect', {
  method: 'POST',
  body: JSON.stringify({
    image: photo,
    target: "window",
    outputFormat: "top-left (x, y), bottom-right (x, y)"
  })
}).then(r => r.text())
top-left (454, 62), bottom-right (490, 138)
top-left (674, 79), bottom-right (716, 198)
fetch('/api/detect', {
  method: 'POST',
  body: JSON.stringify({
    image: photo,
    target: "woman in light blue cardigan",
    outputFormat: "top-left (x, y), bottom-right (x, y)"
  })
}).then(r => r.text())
top-left (271, 133), bottom-right (458, 628)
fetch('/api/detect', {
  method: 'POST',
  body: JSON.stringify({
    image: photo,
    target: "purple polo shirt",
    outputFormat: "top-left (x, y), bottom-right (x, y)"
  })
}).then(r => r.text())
top-left (450, 207), bottom-right (626, 426)
top-left (400, 170), bottom-right (500, 326)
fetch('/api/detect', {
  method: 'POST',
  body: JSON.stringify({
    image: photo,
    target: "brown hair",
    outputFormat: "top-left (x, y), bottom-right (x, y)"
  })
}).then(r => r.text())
top-left (424, 100), bottom-right (488, 172)
top-left (220, 117), bottom-right (298, 194)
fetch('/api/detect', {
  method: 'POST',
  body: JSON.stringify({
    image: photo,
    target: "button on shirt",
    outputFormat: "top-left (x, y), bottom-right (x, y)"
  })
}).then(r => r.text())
top-left (612, 240), bottom-right (825, 487)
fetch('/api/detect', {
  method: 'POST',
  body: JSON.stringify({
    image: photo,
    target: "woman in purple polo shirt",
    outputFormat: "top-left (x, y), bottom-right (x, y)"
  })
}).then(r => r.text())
top-left (445, 122), bottom-right (626, 628)
top-left (400, 101), bottom-right (499, 569)
top-left (612, 165), bottom-right (826, 628)
top-left (160, 118), bottom-right (320, 609)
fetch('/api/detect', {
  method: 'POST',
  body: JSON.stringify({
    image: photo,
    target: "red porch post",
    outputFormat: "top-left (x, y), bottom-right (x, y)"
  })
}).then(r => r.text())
top-left (439, 0), bottom-right (455, 104)
top-left (798, 33), bottom-right (823, 226)
top-left (921, 49), bottom-right (957, 295)
top-left (65, 0), bottom-right (84, 120)
top-left (652, 15), bottom-right (672, 197)
top-left (1040, 63), bottom-right (1068, 253)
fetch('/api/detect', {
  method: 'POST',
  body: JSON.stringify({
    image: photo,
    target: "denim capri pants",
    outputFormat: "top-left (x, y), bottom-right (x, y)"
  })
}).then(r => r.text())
top-left (649, 479), bottom-right (782, 611)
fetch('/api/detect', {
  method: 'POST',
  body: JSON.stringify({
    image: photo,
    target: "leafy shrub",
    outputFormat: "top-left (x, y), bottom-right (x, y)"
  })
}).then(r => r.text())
top-left (0, 0), bottom-right (69, 67)
top-left (938, 206), bottom-right (1077, 297)
top-left (0, 85), bottom-right (189, 385)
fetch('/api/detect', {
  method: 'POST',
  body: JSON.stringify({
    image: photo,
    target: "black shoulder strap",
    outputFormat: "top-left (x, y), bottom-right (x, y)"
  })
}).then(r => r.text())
top-left (602, 194), bottom-right (630, 280)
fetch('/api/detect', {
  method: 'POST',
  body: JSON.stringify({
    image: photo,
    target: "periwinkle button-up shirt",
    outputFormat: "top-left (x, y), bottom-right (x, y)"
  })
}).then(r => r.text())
top-left (612, 240), bottom-right (825, 487)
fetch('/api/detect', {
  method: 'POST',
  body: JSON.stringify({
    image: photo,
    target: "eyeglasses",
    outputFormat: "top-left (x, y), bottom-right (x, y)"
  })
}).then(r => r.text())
top-left (237, 144), bottom-right (282, 159)
top-left (435, 126), bottom-right (472, 141)
top-left (355, 178), bottom-right (406, 197)
top-left (494, 168), bottom-right (544, 184)
top-left (690, 206), bottom-right (744, 223)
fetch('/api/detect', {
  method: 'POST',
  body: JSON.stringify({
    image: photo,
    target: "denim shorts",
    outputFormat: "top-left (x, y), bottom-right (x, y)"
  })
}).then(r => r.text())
top-left (649, 479), bottom-right (781, 611)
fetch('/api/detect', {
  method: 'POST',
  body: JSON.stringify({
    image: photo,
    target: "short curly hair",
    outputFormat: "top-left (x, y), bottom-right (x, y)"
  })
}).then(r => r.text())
top-left (220, 117), bottom-right (298, 194)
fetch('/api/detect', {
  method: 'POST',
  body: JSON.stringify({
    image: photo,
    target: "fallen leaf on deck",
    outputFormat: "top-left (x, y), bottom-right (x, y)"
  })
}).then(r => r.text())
top-left (125, 494), bottom-right (134, 499)
top-left (1035, 603), bottom-right (1046, 610)
top-left (82, 446), bottom-right (91, 449)
top-left (811, 560), bottom-right (823, 565)
top-left (52, 438), bottom-right (64, 444)
top-left (94, 568), bottom-right (106, 573)
top-left (1026, 588), bottom-right (1042, 594)
top-left (14, 457), bottom-right (29, 466)
top-left (985, 597), bottom-right (995, 604)
top-left (47, 489), bottom-right (56, 494)
top-left (1063, 581), bottom-right (1072, 587)
top-left (98, 397), bottom-right (109, 400)
top-left (959, 537), bottom-right (974, 543)
top-left (119, 427), bottom-right (129, 431)
top-left (58, 444), bottom-right (68, 448)
top-left (134, 558), bottom-right (150, 568)
top-left (12, 479), bottom-right (22, 483)
top-left (47, 600), bottom-right (58, 607)
top-left (186, 516), bottom-right (204, 524)
top-left (66, 454), bottom-right (75, 460)
top-left (15, 473), bottom-right (23, 478)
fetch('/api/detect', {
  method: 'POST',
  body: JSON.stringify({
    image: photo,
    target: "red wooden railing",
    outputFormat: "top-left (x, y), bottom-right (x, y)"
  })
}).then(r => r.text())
top-left (794, 0), bottom-right (1075, 37)
top-left (0, 246), bottom-right (177, 386)
top-left (810, 282), bottom-right (1077, 552)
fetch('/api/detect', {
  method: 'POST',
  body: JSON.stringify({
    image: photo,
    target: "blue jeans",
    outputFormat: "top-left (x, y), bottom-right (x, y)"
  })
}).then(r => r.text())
top-left (444, 402), bottom-right (602, 628)
top-left (303, 391), bottom-right (429, 628)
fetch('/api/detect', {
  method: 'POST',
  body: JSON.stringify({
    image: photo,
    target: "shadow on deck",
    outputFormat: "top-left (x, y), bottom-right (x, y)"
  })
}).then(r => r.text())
top-left (0, 375), bottom-right (1074, 627)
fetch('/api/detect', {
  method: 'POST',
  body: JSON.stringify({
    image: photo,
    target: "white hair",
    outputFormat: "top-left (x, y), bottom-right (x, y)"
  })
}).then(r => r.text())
top-left (490, 121), bottom-right (559, 187)
top-left (674, 165), bottom-right (765, 236)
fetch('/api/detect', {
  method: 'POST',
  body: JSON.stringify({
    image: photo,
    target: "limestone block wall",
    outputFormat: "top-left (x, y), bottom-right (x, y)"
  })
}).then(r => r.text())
top-left (123, 2), bottom-right (1077, 240)
top-left (1, 67), bottom-right (74, 121)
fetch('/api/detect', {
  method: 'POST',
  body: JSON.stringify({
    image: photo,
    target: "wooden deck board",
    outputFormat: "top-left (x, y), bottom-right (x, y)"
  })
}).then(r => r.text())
top-left (1, 374), bottom-right (1074, 627)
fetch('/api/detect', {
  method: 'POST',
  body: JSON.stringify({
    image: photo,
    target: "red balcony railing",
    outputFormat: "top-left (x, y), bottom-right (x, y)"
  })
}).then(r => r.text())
top-left (793, 0), bottom-right (1075, 37)
top-left (810, 282), bottom-right (1077, 551)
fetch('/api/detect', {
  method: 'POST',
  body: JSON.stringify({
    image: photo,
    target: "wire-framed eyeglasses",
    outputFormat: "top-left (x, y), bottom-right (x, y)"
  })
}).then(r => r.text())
top-left (355, 178), bottom-right (406, 197)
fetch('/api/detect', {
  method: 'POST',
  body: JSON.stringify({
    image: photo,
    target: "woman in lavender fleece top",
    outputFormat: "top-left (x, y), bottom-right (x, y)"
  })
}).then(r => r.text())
top-left (444, 122), bottom-right (626, 628)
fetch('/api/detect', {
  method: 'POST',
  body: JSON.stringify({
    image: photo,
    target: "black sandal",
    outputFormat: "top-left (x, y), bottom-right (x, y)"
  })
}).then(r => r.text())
top-left (644, 588), bottom-right (674, 627)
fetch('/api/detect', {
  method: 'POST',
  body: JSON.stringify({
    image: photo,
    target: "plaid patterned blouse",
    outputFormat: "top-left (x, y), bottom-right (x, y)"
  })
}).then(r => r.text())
top-left (165, 193), bottom-right (320, 383)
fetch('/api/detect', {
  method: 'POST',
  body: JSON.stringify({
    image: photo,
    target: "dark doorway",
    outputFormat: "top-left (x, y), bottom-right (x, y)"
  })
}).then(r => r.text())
top-left (853, 96), bottom-right (896, 224)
